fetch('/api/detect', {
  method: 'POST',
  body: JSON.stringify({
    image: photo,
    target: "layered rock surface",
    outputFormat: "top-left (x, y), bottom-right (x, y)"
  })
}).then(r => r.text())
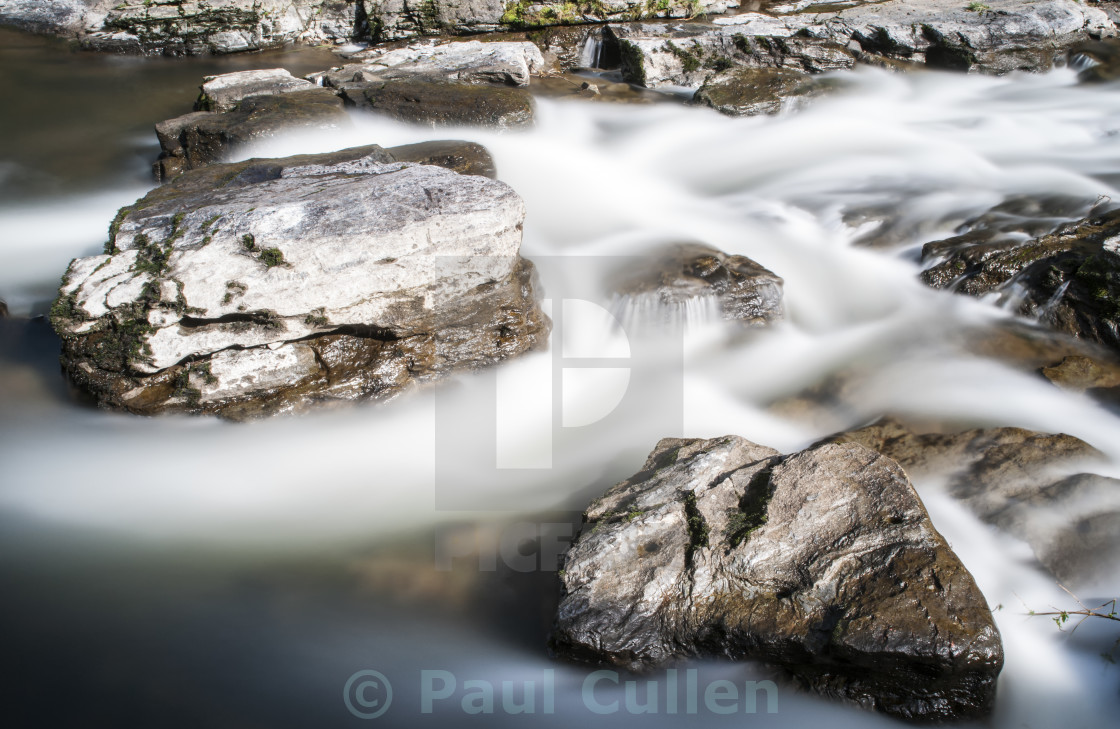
top-left (51, 143), bottom-right (549, 418)
top-left (552, 435), bottom-right (1004, 721)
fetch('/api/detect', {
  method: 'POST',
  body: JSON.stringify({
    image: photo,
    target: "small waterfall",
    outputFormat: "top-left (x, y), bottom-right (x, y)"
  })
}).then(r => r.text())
top-left (1038, 278), bottom-right (1072, 321)
top-left (608, 292), bottom-right (723, 334)
top-left (579, 33), bottom-right (603, 69)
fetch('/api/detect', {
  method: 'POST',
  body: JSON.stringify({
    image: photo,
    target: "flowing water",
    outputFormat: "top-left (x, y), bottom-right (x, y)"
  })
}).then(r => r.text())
top-left (1, 27), bottom-right (1119, 728)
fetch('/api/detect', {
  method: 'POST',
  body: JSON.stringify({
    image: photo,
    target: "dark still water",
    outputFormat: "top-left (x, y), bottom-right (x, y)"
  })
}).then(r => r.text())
top-left (0, 27), bottom-right (340, 201)
top-left (2, 23), bottom-right (1120, 729)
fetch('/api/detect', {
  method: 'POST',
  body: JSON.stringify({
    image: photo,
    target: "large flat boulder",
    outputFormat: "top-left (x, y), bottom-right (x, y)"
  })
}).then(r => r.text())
top-left (50, 144), bottom-right (549, 418)
top-left (552, 436), bottom-right (1004, 721)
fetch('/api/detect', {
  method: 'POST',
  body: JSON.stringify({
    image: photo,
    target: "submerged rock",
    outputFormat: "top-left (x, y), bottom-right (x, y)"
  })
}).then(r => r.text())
top-left (921, 206), bottom-right (1120, 356)
top-left (552, 436), bottom-right (1004, 721)
top-left (695, 66), bottom-right (837, 116)
top-left (826, 418), bottom-right (1120, 590)
top-left (50, 144), bottom-right (549, 418)
top-left (611, 243), bottom-right (784, 325)
top-left (339, 79), bottom-right (534, 129)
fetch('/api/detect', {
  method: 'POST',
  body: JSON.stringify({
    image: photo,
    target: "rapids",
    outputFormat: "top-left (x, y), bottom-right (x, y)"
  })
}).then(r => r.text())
top-left (1, 30), bottom-right (1118, 727)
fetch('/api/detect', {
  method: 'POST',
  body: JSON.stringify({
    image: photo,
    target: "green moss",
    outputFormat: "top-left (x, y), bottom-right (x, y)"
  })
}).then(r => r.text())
top-left (259, 247), bottom-right (285, 268)
top-left (222, 280), bottom-right (248, 306)
top-left (725, 468), bottom-right (774, 549)
top-left (200, 214), bottom-right (221, 232)
top-left (664, 40), bottom-right (701, 74)
top-left (241, 233), bottom-right (257, 251)
top-left (304, 308), bottom-right (328, 327)
top-left (105, 205), bottom-right (134, 254)
top-left (683, 490), bottom-right (709, 568)
top-left (133, 233), bottom-right (173, 276)
top-left (619, 39), bottom-right (647, 86)
top-left (733, 33), bottom-right (751, 56)
top-left (626, 508), bottom-right (644, 522)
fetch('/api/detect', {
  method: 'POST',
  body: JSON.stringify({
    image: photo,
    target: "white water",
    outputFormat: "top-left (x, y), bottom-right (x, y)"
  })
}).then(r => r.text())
top-left (2, 65), bottom-right (1119, 726)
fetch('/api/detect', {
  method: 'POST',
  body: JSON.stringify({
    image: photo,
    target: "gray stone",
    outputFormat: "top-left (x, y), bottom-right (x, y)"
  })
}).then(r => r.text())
top-left (553, 435), bottom-right (1004, 721)
top-left (196, 68), bottom-right (317, 112)
top-left (50, 144), bottom-right (549, 418)
top-left (313, 40), bottom-right (547, 88)
top-left (610, 243), bottom-right (784, 325)
top-left (825, 418), bottom-right (1120, 590)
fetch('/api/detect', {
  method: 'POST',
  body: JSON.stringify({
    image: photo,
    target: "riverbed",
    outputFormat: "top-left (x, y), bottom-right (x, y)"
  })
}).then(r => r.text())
top-left (1, 26), bottom-right (1118, 728)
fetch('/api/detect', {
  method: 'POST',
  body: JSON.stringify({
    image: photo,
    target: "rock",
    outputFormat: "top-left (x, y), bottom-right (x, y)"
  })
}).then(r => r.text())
top-left (196, 68), bottom-right (316, 112)
top-left (50, 144), bottom-right (549, 418)
top-left (608, 22), bottom-right (855, 89)
top-left (695, 66), bottom-right (839, 116)
top-left (94, 0), bottom-right (357, 54)
top-left (0, 0), bottom-right (87, 35)
top-left (381, 140), bottom-right (498, 178)
top-left (0, 299), bottom-right (7, 318)
top-left (552, 436), bottom-right (1004, 721)
top-left (610, 243), bottom-right (784, 325)
top-left (154, 87), bottom-right (350, 181)
top-left (921, 206), bottom-right (1120, 356)
top-left (323, 40), bottom-right (547, 87)
top-left (1041, 354), bottom-right (1120, 393)
top-left (1070, 38), bottom-right (1120, 83)
top-left (340, 79), bottom-right (534, 128)
top-left (601, 0), bottom-right (1115, 89)
top-left (825, 418), bottom-right (1120, 589)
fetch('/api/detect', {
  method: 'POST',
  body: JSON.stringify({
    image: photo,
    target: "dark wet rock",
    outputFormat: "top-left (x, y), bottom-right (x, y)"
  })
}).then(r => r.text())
top-left (611, 243), bottom-right (784, 325)
top-left (529, 73), bottom-right (667, 104)
top-left (154, 87), bottom-right (350, 181)
top-left (825, 418), bottom-right (1120, 590)
top-left (0, 299), bottom-right (8, 318)
top-left (552, 435), bottom-right (1004, 721)
top-left (1069, 37), bottom-right (1120, 83)
top-left (339, 79), bottom-right (534, 128)
top-left (50, 145), bottom-right (549, 419)
top-left (695, 66), bottom-right (839, 116)
top-left (921, 206), bottom-right (1120, 355)
top-left (851, 193), bottom-right (1100, 250)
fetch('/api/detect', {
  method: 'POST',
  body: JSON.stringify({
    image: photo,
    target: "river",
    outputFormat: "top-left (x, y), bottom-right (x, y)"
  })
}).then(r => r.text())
top-left (0, 25), bottom-right (1118, 728)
